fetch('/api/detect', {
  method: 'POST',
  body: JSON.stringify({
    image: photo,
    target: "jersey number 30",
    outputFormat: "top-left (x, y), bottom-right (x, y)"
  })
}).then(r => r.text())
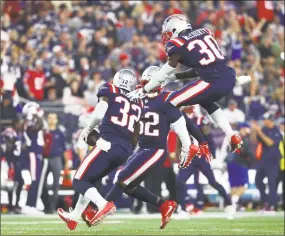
top-left (111, 96), bottom-right (141, 132)
top-left (187, 35), bottom-right (224, 65)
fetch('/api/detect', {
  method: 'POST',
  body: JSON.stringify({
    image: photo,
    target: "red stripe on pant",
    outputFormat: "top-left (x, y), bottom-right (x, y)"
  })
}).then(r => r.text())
top-left (175, 83), bottom-right (211, 107)
top-left (74, 147), bottom-right (102, 180)
top-left (122, 149), bottom-right (164, 185)
top-left (168, 80), bottom-right (202, 104)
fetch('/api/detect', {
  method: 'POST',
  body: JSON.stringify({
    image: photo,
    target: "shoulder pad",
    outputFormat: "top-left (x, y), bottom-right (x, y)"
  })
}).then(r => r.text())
top-left (162, 90), bottom-right (172, 102)
top-left (168, 37), bottom-right (186, 47)
top-left (97, 82), bottom-right (118, 98)
top-left (165, 38), bottom-right (186, 56)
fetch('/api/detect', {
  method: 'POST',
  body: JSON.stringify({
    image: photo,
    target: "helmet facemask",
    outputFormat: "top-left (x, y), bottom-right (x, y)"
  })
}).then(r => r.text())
top-left (161, 14), bottom-right (192, 44)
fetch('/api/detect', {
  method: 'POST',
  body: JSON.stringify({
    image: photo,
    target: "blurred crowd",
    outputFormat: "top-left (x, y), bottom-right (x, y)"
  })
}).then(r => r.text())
top-left (0, 1), bottom-right (284, 214)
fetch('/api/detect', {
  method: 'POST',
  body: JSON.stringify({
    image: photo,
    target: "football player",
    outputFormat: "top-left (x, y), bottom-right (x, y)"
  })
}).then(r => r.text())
top-left (127, 14), bottom-right (243, 153)
top-left (80, 66), bottom-right (212, 229)
top-left (1, 119), bottom-right (24, 214)
top-left (21, 102), bottom-right (45, 215)
top-left (57, 69), bottom-right (143, 230)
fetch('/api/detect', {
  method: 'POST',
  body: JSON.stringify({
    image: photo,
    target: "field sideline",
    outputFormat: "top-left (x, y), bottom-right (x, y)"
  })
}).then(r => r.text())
top-left (1, 212), bottom-right (284, 235)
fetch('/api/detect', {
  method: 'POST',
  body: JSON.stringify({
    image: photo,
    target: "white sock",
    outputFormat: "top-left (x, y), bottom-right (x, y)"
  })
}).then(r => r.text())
top-left (231, 195), bottom-right (240, 204)
top-left (171, 116), bottom-right (191, 150)
top-left (210, 109), bottom-right (234, 137)
top-left (70, 194), bottom-right (90, 220)
top-left (84, 187), bottom-right (107, 211)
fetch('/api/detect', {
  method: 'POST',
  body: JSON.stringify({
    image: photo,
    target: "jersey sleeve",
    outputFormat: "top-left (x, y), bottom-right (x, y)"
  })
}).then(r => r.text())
top-left (97, 82), bottom-right (118, 99)
top-left (165, 37), bottom-right (186, 56)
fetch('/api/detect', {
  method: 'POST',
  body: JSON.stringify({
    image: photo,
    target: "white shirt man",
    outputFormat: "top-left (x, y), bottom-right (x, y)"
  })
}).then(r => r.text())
top-left (223, 100), bottom-right (245, 128)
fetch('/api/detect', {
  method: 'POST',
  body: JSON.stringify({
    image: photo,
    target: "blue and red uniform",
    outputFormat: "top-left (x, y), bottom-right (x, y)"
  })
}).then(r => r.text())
top-left (106, 91), bottom-right (204, 203)
top-left (1, 128), bottom-right (24, 210)
top-left (177, 114), bottom-right (232, 210)
top-left (23, 116), bottom-right (45, 208)
top-left (73, 83), bottom-right (143, 194)
top-left (165, 28), bottom-right (236, 109)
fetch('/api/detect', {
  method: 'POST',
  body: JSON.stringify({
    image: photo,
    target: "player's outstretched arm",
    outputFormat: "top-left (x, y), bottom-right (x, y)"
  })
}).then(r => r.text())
top-left (143, 53), bottom-right (181, 93)
top-left (80, 96), bottom-right (108, 141)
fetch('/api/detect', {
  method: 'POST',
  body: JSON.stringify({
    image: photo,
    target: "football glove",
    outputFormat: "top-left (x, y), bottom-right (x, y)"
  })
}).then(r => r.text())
top-left (80, 127), bottom-right (92, 143)
top-left (126, 88), bottom-right (146, 101)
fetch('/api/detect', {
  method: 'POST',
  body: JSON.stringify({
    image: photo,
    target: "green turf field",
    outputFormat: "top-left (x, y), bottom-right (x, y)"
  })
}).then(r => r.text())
top-left (1, 213), bottom-right (284, 235)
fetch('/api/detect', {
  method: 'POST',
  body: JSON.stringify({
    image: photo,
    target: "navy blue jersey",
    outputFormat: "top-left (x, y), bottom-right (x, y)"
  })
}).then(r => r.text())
top-left (1, 128), bottom-right (21, 158)
top-left (138, 91), bottom-right (178, 149)
top-left (165, 28), bottom-right (229, 80)
top-left (97, 82), bottom-right (143, 153)
top-left (23, 117), bottom-right (44, 154)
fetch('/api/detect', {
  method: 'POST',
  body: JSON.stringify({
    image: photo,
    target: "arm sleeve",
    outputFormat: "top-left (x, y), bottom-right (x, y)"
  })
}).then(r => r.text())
top-left (144, 62), bottom-right (176, 92)
top-left (86, 100), bottom-right (109, 132)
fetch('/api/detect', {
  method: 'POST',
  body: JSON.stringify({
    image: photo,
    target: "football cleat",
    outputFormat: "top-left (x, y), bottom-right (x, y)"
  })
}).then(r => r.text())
top-left (57, 208), bottom-right (78, 230)
top-left (230, 134), bottom-right (243, 153)
top-left (225, 205), bottom-right (236, 220)
top-left (185, 204), bottom-right (194, 213)
top-left (179, 144), bottom-right (199, 169)
top-left (81, 205), bottom-right (98, 227)
top-left (159, 200), bottom-right (177, 229)
top-left (192, 208), bottom-right (203, 215)
top-left (89, 202), bottom-right (116, 227)
top-left (198, 143), bottom-right (213, 162)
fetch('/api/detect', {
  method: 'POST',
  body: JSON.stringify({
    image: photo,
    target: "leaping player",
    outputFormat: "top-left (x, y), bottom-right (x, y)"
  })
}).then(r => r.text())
top-left (127, 14), bottom-right (245, 152)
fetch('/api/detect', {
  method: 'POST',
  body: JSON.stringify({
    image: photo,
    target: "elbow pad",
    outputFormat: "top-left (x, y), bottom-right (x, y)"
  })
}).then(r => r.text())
top-left (144, 63), bottom-right (176, 92)
top-left (88, 100), bottom-right (108, 130)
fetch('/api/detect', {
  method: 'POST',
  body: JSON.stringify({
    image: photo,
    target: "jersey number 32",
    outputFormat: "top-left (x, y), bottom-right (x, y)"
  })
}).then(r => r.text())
top-left (111, 96), bottom-right (141, 132)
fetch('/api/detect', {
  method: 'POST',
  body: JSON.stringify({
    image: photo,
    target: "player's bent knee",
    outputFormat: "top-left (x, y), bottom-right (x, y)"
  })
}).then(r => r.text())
top-left (115, 180), bottom-right (128, 189)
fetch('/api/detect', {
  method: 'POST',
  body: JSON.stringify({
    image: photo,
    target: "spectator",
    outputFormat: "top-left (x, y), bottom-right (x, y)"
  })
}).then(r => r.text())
top-left (62, 79), bottom-right (86, 141)
top-left (252, 113), bottom-right (283, 212)
top-left (23, 59), bottom-right (46, 101)
top-left (223, 100), bottom-right (245, 129)
top-left (223, 123), bottom-right (254, 209)
top-left (41, 113), bottom-right (68, 214)
top-left (84, 71), bottom-right (106, 107)
top-left (1, 92), bottom-right (17, 120)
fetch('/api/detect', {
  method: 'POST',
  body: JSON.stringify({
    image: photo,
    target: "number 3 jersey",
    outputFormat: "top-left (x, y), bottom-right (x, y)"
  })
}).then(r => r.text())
top-left (165, 28), bottom-right (231, 82)
top-left (138, 91), bottom-right (180, 149)
top-left (97, 82), bottom-right (143, 153)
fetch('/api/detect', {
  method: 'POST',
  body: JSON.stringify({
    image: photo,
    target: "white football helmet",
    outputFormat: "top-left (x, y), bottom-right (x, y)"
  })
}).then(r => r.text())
top-left (113, 69), bottom-right (138, 92)
top-left (141, 66), bottom-right (162, 93)
top-left (161, 14), bottom-right (192, 44)
top-left (22, 102), bottom-right (41, 119)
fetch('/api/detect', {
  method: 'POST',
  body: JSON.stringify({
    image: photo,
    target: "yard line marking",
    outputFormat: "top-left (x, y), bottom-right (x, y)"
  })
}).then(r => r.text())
top-left (1, 220), bottom-right (123, 225)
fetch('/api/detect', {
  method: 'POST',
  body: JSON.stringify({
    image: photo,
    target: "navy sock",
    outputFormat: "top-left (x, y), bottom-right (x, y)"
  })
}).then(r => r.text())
top-left (73, 178), bottom-right (94, 195)
top-left (126, 186), bottom-right (164, 207)
top-left (177, 180), bottom-right (187, 210)
top-left (212, 182), bottom-right (232, 206)
top-left (183, 113), bottom-right (206, 144)
top-left (105, 184), bottom-right (125, 202)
